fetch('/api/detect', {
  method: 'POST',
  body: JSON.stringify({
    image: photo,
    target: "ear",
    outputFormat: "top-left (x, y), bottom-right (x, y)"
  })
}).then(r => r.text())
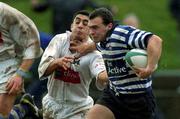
top-left (107, 23), bottom-right (113, 30)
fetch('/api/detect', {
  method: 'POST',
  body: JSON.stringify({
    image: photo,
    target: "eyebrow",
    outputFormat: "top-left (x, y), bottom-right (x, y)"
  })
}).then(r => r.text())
top-left (75, 16), bottom-right (89, 22)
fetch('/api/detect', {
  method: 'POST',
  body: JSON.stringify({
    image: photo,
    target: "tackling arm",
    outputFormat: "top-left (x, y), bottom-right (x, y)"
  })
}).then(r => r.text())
top-left (70, 42), bottom-right (97, 58)
top-left (96, 71), bottom-right (108, 90)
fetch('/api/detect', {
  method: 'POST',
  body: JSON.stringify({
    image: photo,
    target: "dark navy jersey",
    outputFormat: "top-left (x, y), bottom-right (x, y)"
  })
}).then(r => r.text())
top-left (96, 25), bottom-right (153, 95)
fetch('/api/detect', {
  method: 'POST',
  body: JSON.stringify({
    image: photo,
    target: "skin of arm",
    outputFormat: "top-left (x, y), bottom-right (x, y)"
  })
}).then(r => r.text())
top-left (43, 56), bottom-right (74, 77)
top-left (96, 70), bottom-right (109, 90)
top-left (70, 42), bottom-right (97, 58)
top-left (134, 35), bottom-right (162, 79)
top-left (6, 59), bottom-right (34, 94)
top-left (147, 35), bottom-right (162, 71)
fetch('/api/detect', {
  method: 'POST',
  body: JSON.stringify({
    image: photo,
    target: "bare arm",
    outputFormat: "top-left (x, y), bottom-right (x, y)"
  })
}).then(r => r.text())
top-left (19, 59), bottom-right (34, 71)
top-left (135, 35), bottom-right (162, 79)
top-left (70, 42), bottom-right (97, 58)
top-left (147, 35), bottom-right (162, 71)
top-left (44, 56), bottom-right (74, 77)
top-left (96, 71), bottom-right (109, 90)
top-left (6, 59), bottom-right (34, 94)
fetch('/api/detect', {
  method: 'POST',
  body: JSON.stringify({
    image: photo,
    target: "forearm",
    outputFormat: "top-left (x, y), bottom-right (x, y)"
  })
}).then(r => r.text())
top-left (7, 59), bottom-right (34, 94)
top-left (14, 59), bottom-right (34, 79)
top-left (85, 42), bottom-right (97, 53)
top-left (19, 59), bottom-right (34, 71)
top-left (43, 59), bottom-right (58, 76)
top-left (147, 35), bottom-right (162, 70)
top-left (96, 71), bottom-right (108, 90)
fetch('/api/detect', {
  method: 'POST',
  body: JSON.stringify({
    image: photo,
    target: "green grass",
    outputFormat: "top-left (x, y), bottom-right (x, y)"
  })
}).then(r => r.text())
top-left (1, 0), bottom-right (180, 69)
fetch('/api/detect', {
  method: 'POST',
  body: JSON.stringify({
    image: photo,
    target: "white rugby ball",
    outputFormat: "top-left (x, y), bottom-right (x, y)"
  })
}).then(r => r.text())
top-left (125, 49), bottom-right (157, 69)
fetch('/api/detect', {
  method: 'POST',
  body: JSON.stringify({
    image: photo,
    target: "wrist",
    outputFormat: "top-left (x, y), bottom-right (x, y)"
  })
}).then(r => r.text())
top-left (16, 68), bottom-right (31, 79)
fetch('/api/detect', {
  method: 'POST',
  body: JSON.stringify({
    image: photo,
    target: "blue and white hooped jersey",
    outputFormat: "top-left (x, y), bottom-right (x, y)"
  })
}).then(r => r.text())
top-left (97, 25), bottom-right (153, 95)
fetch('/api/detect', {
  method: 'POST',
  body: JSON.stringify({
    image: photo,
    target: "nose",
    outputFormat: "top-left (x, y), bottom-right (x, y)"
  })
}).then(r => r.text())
top-left (90, 29), bottom-right (95, 36)
top-left (78, 22), bottom-right (84, 28)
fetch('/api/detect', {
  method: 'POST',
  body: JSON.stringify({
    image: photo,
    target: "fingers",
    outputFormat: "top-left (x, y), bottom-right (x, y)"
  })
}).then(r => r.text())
top-left (64, 56), bottom-right (75, 61)
top-left (6, 80), bottom-right (19, 94)
top-left (6, 76), bottom-right (22, 94)
top-left (63, 56), bottom-right (74, 65)
top-left (132, 66), bottom-right (145, 79)
top-left (69, 45), bottom-right (76, 51)
top-left (74, 53), bottom-right (81, 59)
top-left (69, 41), bottom-right (79, 51)
top-left (132, 66), bottom-right (139, 72)
top-left (8, 83), bottom-right (17, 94)
top-left (58, 56), bottom-right (74, 70)
top-left (6, 80), bottom-right (14, 93)
top-left (132, 66), bottom-right (152, 79)
top-left (61, 61), bottom-right (70, 70)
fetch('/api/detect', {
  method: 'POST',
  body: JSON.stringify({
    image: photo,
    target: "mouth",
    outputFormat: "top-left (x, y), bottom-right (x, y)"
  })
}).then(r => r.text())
top-left (77, 31), bottom-right (83, 35)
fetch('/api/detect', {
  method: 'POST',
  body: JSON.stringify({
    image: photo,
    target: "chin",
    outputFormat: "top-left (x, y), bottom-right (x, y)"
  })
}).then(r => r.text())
top-left (92, 38), bottom-right (100, 43)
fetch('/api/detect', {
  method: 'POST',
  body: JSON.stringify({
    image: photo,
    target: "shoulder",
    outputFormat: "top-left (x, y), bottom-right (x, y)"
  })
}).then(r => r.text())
top-left (50, 32), bottom-right (70, 44)
top-left (86, 50), bottom-right (102, 58)
top-left (55, 32), bottom-right (69, 39)
top-left (0, 2), bottom-right (26, 22)
top-left (113, 25), bottom-right (135, 33)
top-left (54, 32), bottom-right (70, 41)
top-left (0, 2), bottom-right (4, 11)
top-left (0, 2), bottom-right (8, 11)
top-left (0, 3), bottom-right (37, 30)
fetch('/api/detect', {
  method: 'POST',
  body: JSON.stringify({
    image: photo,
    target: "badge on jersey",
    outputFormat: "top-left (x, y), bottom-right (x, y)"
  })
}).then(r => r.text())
top-left (54, 67), bottom-right (81, 84)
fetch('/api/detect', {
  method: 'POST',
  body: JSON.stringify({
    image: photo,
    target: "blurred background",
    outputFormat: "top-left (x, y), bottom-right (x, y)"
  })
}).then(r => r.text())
top-left (1, 0), bottom-right (180, 119)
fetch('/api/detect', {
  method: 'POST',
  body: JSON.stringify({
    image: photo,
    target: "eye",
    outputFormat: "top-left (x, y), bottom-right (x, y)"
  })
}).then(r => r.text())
top-left (83, 21), bottom-right (88, 26)
top-left (90, 26), bottom-right (98, 30)
top-left (75, 21), bottom-right (80, 24)
top-left (74, 18), bottom-right (81, 24)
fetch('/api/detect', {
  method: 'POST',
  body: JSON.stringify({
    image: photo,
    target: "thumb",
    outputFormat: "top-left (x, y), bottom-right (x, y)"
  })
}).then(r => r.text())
top-left (74, 53), bottom-right (81, 59)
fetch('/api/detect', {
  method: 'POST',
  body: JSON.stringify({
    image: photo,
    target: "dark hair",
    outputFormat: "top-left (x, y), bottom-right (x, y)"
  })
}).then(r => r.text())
top-left (72, 10), bottom-right (90, 21)
top-left (89, 7), bottom-right (113, 25)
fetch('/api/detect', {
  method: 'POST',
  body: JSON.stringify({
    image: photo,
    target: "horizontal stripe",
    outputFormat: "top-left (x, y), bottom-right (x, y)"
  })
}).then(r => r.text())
top-left (114, 27), bottom-right (129, 34)
top-left (107, 42), bottom-right (127, 48)
top-left (102, 49), bottom-right (127, 55)
top-left (111, 34), bottom-right (126, 42)
top-left (102, 53), bottom-right (126, 59)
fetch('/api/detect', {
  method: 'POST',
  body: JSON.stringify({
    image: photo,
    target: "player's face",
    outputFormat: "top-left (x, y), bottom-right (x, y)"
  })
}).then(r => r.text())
top-left (71, 14), bottom-right (89, 42)
top-left (88, 17), bottom-right (111, 43)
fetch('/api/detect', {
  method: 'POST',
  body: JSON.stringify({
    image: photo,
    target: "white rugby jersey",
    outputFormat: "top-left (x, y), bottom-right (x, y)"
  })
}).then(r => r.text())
top-left (0, 2), bottom-right (42, 83)
top-left (38, 31), bottom-right (106, 116)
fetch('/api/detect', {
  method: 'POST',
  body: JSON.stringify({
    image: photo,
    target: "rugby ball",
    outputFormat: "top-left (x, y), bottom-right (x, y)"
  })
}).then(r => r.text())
top-left (125, 49), bottom-right (149, 68)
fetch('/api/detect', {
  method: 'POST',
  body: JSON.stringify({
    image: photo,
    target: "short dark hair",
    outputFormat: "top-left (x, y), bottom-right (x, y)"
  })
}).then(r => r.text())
top-left (72, 10), bottom-right (90, 21)
top-left (89, 7), bottom-right (114, 25)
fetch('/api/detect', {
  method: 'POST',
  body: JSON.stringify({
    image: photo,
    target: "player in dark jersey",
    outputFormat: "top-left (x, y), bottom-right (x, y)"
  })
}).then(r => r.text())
top-left (71, 7), bottom-right (163, 119)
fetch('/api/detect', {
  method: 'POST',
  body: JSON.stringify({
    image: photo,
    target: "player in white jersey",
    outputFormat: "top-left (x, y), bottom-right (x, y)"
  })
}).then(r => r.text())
top-left (38, 10), bottom-right (108, 119)
top-left (0, 2), bottom-right (42, 119)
